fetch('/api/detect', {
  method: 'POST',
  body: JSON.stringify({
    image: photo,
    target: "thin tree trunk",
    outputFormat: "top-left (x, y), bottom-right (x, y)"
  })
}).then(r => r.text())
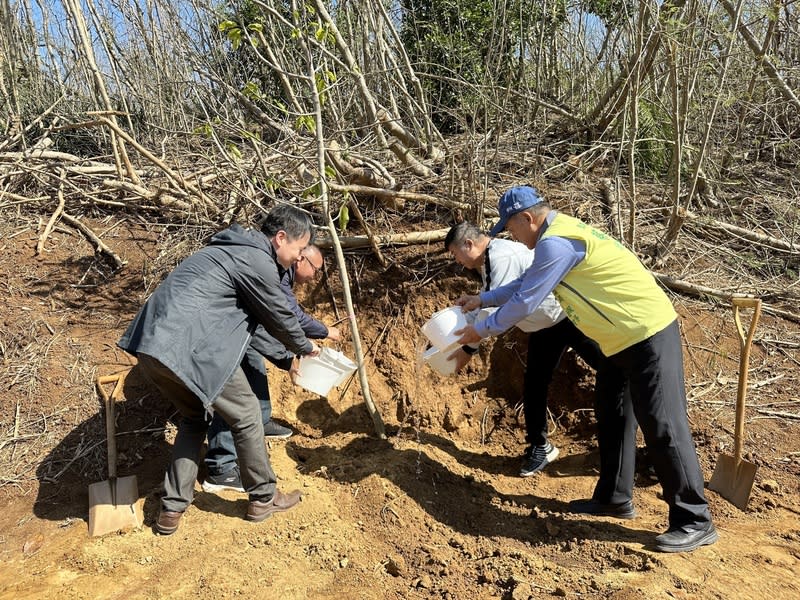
top-left (653, 0), bottom-right (745, 261)
top-left (719, 0), bottom-right (800, 113)
top-left (298, 3), bottom-right (385, 439)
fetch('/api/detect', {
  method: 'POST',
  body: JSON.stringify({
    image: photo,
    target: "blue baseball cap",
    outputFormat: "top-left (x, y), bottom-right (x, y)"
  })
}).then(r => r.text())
top-left (489, 186), bottom-right (543, 236)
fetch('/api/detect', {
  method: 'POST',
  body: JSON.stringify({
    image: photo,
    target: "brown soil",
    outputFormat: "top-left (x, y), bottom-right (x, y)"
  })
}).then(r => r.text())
top-left (1, 216), bottom-right (799, 600)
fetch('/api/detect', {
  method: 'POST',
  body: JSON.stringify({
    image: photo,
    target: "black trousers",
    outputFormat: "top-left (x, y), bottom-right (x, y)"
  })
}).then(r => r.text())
top-left (523, 317), bottom-right (609, 446)
top-left (598, 320), bottom-right (711, 529)
top-left (524, 318), bottom-right (638, 504)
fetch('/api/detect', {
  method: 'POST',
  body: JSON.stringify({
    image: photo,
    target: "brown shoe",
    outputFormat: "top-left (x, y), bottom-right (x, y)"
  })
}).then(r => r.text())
top-left (246, 489), bottom-right (302, 522)
top-left (156, 508), bottom-right (183, 535)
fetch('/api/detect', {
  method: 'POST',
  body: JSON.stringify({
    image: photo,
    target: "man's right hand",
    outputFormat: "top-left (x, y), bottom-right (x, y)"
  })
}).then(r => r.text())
top-left (456, 294), bottom-right (482, 312)
top-left (326, 326), bottom-right (342, 342)
top-left (306, 341), bottom-right (321, 357)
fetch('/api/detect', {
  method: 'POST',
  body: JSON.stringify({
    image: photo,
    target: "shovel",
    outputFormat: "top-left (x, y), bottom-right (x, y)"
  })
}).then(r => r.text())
top-left (88, 371), bottom-right (144, 536)
top-left (709, 297), bottom-right (761, 510)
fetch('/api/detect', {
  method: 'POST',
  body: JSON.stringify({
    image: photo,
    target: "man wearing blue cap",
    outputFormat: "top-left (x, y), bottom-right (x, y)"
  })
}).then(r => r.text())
top-left (455, 185), bottom-right (717, 553)
top-left (444, 222), bottom-right (630, 479)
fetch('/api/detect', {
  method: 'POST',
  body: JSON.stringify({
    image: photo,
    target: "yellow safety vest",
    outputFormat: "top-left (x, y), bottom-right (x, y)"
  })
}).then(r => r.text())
top-left (542, 213), bottom-right (676, 356)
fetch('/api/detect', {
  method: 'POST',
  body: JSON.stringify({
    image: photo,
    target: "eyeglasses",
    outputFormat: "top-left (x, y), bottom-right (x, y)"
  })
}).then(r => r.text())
top-left (301, 254), bottom-right (323, 276)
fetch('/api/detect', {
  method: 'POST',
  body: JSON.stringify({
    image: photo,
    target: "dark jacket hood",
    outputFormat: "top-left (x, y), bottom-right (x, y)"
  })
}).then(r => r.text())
top-left (209, 223), bottom-right (271, 251)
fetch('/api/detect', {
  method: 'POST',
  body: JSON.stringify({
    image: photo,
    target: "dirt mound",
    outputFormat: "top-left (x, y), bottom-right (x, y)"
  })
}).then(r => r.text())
top-left (1, 218), bottom-right (799, 599)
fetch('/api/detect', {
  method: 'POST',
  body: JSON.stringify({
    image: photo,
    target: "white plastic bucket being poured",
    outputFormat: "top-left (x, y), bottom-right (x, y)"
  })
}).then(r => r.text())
top-left (295, 347), bottom-right (357, 397)
top-left (421, 307), bottom-right (467, 351)
top-left (420, 345), bottom-right (459, 376)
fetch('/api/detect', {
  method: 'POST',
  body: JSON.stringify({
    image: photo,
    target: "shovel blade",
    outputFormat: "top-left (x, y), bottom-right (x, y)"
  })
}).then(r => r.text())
top-left (708, 454), bottom-right (757, 510)
top-left (88, 475), bottom-right (144, 537)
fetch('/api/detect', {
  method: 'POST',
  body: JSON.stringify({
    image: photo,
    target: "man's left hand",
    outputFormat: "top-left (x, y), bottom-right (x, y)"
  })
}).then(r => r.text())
top-left (289, 357), bottom-right (301, 384)
top-left (447, 347), bottom-right (474, 373)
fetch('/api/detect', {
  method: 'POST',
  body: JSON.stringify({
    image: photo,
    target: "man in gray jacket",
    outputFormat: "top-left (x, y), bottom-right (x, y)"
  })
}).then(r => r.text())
top-left (202, 244), bottom-right (341, 493)
top-left (118, 204), bottom-right (319, 534)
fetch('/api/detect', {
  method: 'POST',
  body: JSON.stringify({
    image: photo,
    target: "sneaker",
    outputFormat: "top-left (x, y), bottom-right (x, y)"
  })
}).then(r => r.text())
top-left (156, 508), bottom-right (183, 535)
top-left (520, 442), bottom-right (560, 477)
top-left (246, 489), bottom-right (303, 522)
top-left (202, 467), bottom-right (245, 493)
top-left (263, 420), bottom-right (293, 440)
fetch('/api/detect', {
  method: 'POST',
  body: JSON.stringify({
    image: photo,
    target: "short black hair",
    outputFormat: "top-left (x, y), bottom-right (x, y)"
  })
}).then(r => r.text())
top-left (260, 204), bottom-right (315, 242)
top-left (444, 222), bottom-right (485, 251)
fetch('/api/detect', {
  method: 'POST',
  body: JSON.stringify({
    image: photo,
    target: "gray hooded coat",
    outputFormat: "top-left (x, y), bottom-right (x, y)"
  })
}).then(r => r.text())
top-left (118, 224), bottom-right (312, 407)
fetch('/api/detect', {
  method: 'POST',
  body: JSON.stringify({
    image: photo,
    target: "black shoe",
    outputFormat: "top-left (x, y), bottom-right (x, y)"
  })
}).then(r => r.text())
top-left (520, 442), bottom-right (560, 477)
top-left (202, 466), bottom-right (245, 493)
top-left (568, 498), bottom-right (637, 519)
top-left (655, 522), bottom-right (718, 553)
top-left (263, 420), bottom-right (293, 440)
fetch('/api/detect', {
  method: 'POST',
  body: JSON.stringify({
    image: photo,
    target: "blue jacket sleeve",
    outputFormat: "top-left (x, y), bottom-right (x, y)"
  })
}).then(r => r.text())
top-left (249, 325), bottom-right (295, 371)
top-left (475, 236), bottom-right (585, 337)
top-left (280, 272), bottom-right (329, 339)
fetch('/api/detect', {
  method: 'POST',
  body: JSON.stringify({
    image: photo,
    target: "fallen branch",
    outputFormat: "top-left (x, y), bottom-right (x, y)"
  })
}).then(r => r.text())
top-left (0, 149), bottom-right (111, 167)
top-left (317, 228), bottom-right (449, 250)
top-left (36, 169), bottom-right (66, 256)
top-left (327, 182), bottom-right (497, 216)
top-left (96, 116), bottom-right (216, 213)
top-left (684, 209), bottom-right (800, 254)
top-left (60, 213), bottom-right (126, 269)
top-left (755, 408), bottom-right (800, 420)
top-left (652, 272), bottom-right (800, 323)
top-left (101, 179), bottom-right (194, 213)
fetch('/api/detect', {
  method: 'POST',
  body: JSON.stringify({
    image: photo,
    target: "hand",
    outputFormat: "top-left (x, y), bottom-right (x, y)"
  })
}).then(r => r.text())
top-left (447, 347), bottom-right (474, 373)
top-left (456, 294), bottom-right (482, 312)
top-left (455, 325), bottom-right (481, 345)
top-left (306, 341), bottom-right (321, 357)
top-left (289, 357), bottom-right (301, 385)
top-left (326, 326), bottom-right (341, 342)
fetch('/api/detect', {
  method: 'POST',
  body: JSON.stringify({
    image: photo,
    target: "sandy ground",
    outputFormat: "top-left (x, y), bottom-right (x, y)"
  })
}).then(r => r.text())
top-left (1, 218), bottom-right (798, 599)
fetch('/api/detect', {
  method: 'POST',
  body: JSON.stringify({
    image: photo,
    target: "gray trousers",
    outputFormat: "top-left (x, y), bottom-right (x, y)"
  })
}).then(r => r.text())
top-left (137, 354), bottom-right (276, 512)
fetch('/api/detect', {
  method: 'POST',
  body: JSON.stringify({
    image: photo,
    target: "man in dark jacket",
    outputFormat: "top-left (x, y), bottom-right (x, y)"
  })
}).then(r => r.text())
top-left (118, 204), bottom-right (319, 535)
top-left (203, 244), bottom-right (342, 493)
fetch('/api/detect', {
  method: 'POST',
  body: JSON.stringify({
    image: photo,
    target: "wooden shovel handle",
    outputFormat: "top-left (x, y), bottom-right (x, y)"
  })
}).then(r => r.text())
top-left (96, 371), bottom-right (128, 480)
top-left (731, 298), bottom-right (761, 464)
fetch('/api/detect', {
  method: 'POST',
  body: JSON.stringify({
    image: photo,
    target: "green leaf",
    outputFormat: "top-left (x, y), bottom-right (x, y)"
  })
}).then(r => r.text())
top-left (247, 23), bottom-right (263, 33)
top-left (226, 142), bottom-right (242, 161)
top-left (243, 81), bottom-right (262, 101)
top-left (294, 114), bottom-right (316, 134)
top-left (192, 122), bottom-right (213, 138)
top-left (337, 204), bottom-right (349, 232)
top-left (324, 165), bottom-right (336, 179)
top-left (227, 28), bottom-right (242, 50)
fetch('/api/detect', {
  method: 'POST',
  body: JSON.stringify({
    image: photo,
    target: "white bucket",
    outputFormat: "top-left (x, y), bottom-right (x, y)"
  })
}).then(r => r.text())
top-left (421, 307), bottom-right (467, 351)
top-left (295, 347), bottom-right (357, 397)
top-left (420, 345), bottom-right (459, 376)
